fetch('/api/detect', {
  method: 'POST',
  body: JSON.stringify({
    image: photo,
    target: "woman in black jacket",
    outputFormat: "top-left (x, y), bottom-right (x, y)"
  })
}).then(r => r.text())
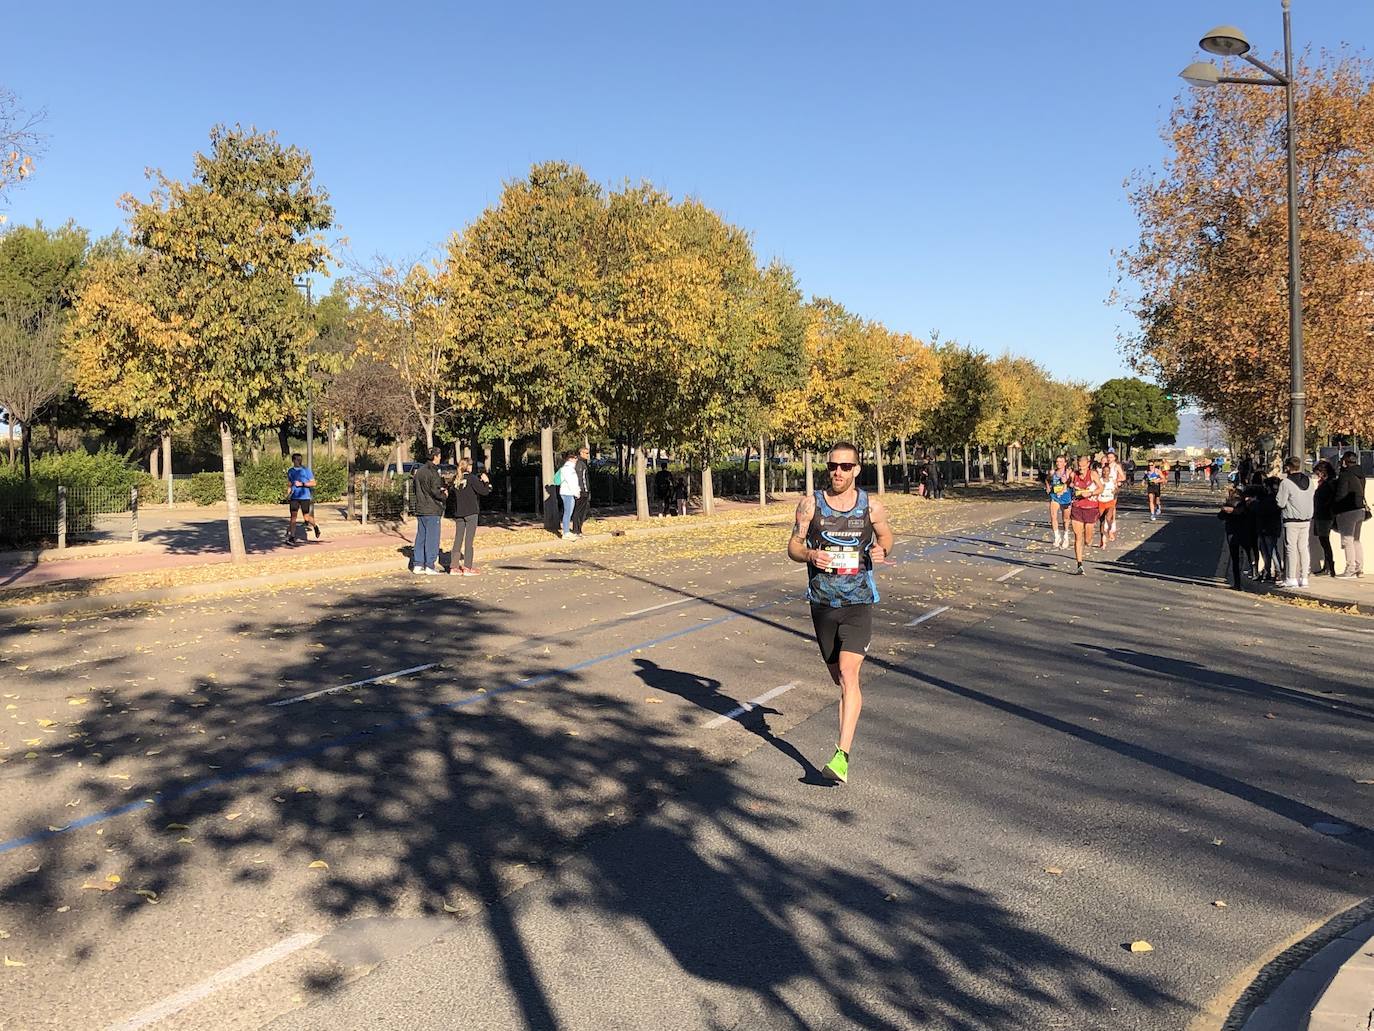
top-left (1218, 486), bottom-right (1250, 589)
top-left (1332, 451), bottom-right (1366, 578)
top-left (447, 458), bottom-right (492, 576)
top-left (1312, 459), bottom-right (1338, 577)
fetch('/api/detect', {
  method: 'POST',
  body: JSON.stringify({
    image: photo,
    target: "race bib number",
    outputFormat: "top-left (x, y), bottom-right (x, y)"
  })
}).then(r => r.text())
top-left (823, 546), bottom-right (862, 574)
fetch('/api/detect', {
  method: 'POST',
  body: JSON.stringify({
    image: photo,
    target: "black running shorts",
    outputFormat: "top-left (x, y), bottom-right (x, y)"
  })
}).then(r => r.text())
top-left (810, 603), bottom-right (873, 664)
top-left (289, 498), bottom-right (313, 515)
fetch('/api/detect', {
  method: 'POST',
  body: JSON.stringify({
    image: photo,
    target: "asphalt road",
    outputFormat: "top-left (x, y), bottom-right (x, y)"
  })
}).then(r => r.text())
top-left (1, 489), bottom-right (1370, 1030)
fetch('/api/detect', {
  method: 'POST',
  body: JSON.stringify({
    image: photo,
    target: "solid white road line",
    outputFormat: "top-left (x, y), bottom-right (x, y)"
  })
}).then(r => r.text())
top-left (905, 605), bottom-right (950, 628)
top-left (995, 568), bottom-right (1024, 583)
top-left (268, 663), bottom-right (439, 707)
top-left (106, 931), bottom-right (322, 1031)
top-left (623, 596), bottom-right (695, 617)
top-left (703, 683), bottom-right (798, 728)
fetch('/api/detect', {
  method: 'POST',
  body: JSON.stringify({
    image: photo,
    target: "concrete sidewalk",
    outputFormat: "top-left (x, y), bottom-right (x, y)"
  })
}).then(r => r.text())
top-left (0, 493), bottom-right (811, 603)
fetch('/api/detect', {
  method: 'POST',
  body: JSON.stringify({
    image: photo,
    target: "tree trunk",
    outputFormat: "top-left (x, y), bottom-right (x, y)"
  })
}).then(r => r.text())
top-left (219, 421), bottom-right (248, 563)
top-left (975, 445), bottom-right (984, 482)
top-left (540, 425), bottom-right (555, 512)
top-left (900, 438), bottom-right (909, 484)
top-left (946, 445), bottom-right (955, 489)
top-left (701, 459), bottom-right (716, 517)
top-left (346, 421), bottom-right (356, 520)
top-left (962, 443), bottom-right (970, 484)
top-left (327, 423), bottom-right (336, 459)
top-left (633, 444), bottom-right (650, 521)
top-left (21, 423), bottom-right (32, 480)
top-left (742, 443), bottom-right (751, 492)
top-left (425, 388), bottom-right (437, 451)
top-left (149, 446), bottom-right (158, 477)
top-left (875, 432), bottom-right (886, 494)
top-left (162, 431), bottom-right (173, 506)
top-left (804, 450), bottom-right (814, 495)
top-left (758, 432), bottom-right (767, 507)
top-left (5, 422), bottom-right (13, 465)
top-left (503, 436), bottom-right (513, 515)
top-left (991, 447), bottom-right (1002, 480)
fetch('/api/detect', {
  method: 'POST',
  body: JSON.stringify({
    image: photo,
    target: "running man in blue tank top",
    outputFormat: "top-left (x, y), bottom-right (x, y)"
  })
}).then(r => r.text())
top-left (787, 441), bottom-right (895, 783)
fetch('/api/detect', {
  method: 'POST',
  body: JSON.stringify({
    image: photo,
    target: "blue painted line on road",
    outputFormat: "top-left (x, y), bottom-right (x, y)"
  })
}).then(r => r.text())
top-left (0, 509), bottom-right (1030, 856)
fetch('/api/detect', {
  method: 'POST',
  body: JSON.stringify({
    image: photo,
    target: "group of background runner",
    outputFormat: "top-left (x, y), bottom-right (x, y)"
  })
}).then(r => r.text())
top-left (1046, 450), bottom-right (1164, 575)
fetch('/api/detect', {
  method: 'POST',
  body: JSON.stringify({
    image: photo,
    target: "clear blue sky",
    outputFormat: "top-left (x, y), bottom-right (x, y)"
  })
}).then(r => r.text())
top-left (7, 0), bottom-right (1372, 388)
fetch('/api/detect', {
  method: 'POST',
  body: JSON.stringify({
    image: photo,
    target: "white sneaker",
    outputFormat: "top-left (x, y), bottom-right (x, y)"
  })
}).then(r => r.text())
top-left (425, 566), bottom-right (441, 575)
top-left (1277, 579), bottom-right (1299, 588)
top-left (411, 567), bottom-right (425, 575)
top-left (1298, 578), bottom-right (1310, 588)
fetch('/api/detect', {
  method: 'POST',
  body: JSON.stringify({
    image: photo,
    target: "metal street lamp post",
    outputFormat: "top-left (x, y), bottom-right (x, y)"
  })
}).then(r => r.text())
top-left (1179, 0), bottom-right (1304, 463)
top-left (293, 277), bottom-right (315, 469)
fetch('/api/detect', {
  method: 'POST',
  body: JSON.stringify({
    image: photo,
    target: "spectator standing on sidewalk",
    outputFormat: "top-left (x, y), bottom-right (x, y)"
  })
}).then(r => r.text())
top-left (571, 445), bottom-right (591, 535)
top-left (411, 448), bottom-right (447, 575)
top-left (448, 458), bottom-right (491, 575)
top-left (1252, 478), bottom-right (1283, 583)
top-left (558, 450), bottom-right (582, 539)
top-left (927, 453), bottom-right (944, 499)
top-left (1218, 486), bottom-right (1249, 590)
top-left (655, 462), bottom-right (675, 516)
top-left (1332, 451), bottom-right (1367, 579)
top-left (1276, 457), bottom-right (1316, 588)
top-left (1312, 459), bottom-right (1339, 577)
top-left (674, 475), bottom-right (689, 516)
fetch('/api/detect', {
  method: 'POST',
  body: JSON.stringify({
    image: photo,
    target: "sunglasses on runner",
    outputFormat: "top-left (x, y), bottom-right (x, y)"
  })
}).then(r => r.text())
top-left (826, 462), bottom-right (857, 472)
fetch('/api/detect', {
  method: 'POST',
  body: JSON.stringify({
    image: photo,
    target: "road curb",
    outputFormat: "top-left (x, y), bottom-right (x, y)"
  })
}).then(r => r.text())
top-left (0, 508), bottom-right (798, 623)
top-left (1248, 584), bottom-right (1373, 617)
top-left (1308, 924), bottom-right (1374, 1030)
top-left (1226, 900), bottom-right (1374, 1031)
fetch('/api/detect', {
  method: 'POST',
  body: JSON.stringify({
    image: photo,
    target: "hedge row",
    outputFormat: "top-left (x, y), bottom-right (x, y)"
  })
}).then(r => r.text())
top-left (166, 457), bottom-right (351, 505)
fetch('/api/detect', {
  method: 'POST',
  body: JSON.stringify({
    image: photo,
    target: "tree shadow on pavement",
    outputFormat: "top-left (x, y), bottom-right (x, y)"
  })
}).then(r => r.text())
top-left (1076, 642), bottom-right (1374, 724)
top-left (558, 769), bottom-right (1182, 1030)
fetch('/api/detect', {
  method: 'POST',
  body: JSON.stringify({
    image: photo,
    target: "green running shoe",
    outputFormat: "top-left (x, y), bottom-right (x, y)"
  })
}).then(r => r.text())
top-left (822, 748), bottom-right (849, 784)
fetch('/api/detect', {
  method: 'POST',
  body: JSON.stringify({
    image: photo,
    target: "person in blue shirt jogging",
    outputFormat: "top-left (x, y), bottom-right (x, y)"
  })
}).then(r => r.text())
top-left (285, 453), bottom-right (320, 544)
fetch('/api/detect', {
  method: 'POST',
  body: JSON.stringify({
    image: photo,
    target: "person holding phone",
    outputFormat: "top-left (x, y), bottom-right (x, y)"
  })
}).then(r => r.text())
top-left (787, 441), bottom-right (894, 785)
top-left (447, 458), bottom-right (491, 575)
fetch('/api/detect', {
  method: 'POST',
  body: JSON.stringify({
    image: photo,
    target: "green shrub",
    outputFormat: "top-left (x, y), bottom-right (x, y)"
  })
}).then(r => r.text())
top-left (176, 458), bottom-right (348, 506)
top-left (188, 472), bottom-right (226, 506)
top-left (232, 456), bottom-right (347, 504)
top-left (0, 448), bottom-right (143, 493)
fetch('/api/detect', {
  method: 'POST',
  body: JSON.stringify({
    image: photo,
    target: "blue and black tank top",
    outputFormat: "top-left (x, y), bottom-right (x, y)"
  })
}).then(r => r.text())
top-left (806, 489), bottom-right (878, 607)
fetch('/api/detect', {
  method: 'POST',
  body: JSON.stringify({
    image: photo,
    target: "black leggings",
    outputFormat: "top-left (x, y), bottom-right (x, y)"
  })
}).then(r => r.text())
top-left (1226, 533), bottom-right (1245, 586)
top-left (1313, 518), bottom-right (1335, 573)
top-left (452, 515), bottom-right (479, 568)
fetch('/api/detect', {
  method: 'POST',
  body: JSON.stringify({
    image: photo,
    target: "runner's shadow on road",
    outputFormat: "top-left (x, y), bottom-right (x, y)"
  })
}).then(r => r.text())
top-left (631, 658), bottom-right (830, 786)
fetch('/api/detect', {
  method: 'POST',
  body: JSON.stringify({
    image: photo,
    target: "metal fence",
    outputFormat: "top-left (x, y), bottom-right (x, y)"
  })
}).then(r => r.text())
top-left (0, 484), bottom-right (141, 549)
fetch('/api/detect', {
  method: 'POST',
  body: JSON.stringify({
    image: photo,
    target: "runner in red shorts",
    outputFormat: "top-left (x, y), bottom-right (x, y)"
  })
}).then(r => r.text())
top-left (1096, 449), bottom-right (1123, 547)
top-left (1069, 454), bottom-right (1103, 576)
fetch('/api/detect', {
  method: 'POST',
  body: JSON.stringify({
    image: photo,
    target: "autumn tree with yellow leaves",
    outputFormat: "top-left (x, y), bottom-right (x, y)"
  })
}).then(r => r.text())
top-left (67, 125), bottom-right (332, 561)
